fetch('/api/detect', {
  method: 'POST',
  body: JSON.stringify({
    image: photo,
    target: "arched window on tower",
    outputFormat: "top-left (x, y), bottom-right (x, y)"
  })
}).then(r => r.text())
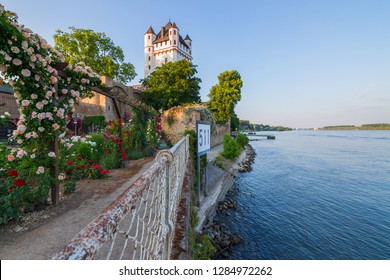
top-left (174, 30), bottom-right (176, 35)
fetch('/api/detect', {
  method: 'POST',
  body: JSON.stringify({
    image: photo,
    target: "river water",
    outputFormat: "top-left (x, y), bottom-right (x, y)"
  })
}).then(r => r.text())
top-left (224, 130), bottom-right (390, 259)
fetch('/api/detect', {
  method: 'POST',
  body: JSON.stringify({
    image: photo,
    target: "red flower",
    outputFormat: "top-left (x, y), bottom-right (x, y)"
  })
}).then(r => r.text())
top-left (118, 119), bottom-right (122, 124)
top-left (77, 156), bottom-right (83, 161)
top-left (101, 169), bottom-right (109, 175)
top-left (14, 178), bottom-right (26, 187)
top-left (126, 141), bottom-right (131, 145)
top-left (8, 170), bottom-right (18, 177)
top-left (105, 150), bottom-right (110, 154)
top-left (66, 160), bottom-right (73, 165)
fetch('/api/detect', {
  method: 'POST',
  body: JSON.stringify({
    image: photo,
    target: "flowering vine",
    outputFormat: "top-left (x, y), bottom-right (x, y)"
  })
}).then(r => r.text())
top-left (0, 5), bottom-right (101, 163)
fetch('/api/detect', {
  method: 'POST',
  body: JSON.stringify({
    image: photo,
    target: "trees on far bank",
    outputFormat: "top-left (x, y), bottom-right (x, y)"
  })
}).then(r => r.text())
top-left (208, 70), bottom-right (243, 125)
top-left (141, 60), bottom-right (201, 111)
top-left (53, 27), bottom-right (136, 84)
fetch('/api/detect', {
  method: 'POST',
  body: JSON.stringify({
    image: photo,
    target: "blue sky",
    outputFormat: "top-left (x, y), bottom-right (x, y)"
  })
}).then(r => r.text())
top-left (2, 0), bottom-right (390, 128)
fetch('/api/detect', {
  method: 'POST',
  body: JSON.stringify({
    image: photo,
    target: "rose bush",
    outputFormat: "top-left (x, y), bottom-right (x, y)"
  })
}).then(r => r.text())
top-left (0, 5), bottom-right (101, 223)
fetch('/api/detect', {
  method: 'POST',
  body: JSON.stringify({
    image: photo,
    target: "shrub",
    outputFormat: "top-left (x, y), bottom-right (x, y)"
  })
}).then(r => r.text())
top-left (143, 145), bottom-right (155, 157)
top-left (222, 134), bottom-right (239, 160)
top-left (83, 115), bottom-right (107, 128)
top-left (127, 151), bottom-right (144, 160)
top-left (0, 146), bottom-right (51, 224)
top-left (100, 153), bottom-right (120, 170)
top-left (236, 133), bottom-right (249, 148)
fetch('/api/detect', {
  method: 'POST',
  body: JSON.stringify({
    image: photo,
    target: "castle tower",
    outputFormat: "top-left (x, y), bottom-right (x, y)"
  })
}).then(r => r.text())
top-left (144, 26), bottom-right (156, 78)
top-left (144, 21), bottom-right (192, 78)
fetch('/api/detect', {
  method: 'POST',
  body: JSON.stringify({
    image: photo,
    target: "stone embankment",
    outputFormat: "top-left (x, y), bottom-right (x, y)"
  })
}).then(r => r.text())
top-left (203, 189), bottom-right (244, 258)
top-left (238, 144), bottom-right (256, 172)
top-left (201, 144), bottom-right (257, 258)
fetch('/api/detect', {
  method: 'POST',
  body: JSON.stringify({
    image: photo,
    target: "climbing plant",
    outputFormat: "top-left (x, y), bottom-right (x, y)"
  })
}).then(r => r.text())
top-left (0, 4), bottom-right (101, 222)
top-left (0, 5), bottom-right (101, 156)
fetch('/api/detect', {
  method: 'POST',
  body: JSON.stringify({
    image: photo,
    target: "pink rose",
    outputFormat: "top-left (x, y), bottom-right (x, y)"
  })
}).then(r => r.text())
top-left (52, 123), bottom-right (60, 131)
top-left (36, 102), bottom-right (44, 110)
top-left (61, 89), bottom-right (68, 94)
top-left (16, 124), bottom-right (27, 134)
top-left (46, 90), bottom-right (53, 98)
top-left (16, 149), bottom-right (26, 158)
top-left (21, 69), bottom-right (31, 77)
top-left (21, 100), bottom-right (30, 106)
top-left (5, 54), bottom-right (12, 61)
top-left (7, 154), bottom-right (15, 162)
top-left (38, 113), bottom-right (45, 120)
top-left (11, 46), bottom-right (20, 54)
top-left (36, 166), bottom-right (45, 174)
top-left (12, 58), bottom-right (22, 66)
top-left (48, 152), bottom-right (56, 158)
top-left (50, 76), bottom-right (57, 84)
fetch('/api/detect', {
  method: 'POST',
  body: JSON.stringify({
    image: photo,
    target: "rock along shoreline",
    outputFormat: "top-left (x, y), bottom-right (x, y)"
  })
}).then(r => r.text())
top-left (202, 144), bottom-right (256, 259)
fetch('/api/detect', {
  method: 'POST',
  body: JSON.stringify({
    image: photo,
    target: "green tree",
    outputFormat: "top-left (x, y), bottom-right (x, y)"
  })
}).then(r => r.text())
top-left (230, 111), bottom-right (240, 132)
top-left (208, 70), bottom-right (243, 123)
top-left (141, 60), bottom-right (201, 110)
top-left (53, 27), bottom-right (136, 84)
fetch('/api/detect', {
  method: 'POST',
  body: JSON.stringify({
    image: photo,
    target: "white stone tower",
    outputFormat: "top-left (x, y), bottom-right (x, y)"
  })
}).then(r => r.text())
top-left (144, 21), bottom-right (192, 78)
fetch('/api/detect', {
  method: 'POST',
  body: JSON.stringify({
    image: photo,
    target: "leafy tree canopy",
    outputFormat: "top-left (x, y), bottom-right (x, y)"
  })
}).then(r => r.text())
top-left (141, 60), bottom-right (201, 111)
top-left (53, 27), bottom-right (136, 84)
top-left (208, 70), bottom-right (243, 123)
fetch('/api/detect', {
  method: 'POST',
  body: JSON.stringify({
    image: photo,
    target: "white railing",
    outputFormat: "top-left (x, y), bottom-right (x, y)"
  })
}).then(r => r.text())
top-left (53, 135), bottom-right (189, 260)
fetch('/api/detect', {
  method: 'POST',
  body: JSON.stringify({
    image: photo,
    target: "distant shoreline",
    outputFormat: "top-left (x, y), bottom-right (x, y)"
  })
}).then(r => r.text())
top-left (319, 124), bottom-right (390, 130)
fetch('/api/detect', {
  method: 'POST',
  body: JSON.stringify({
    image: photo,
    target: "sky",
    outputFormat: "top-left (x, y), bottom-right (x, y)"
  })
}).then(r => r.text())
top-left (2, 0), bottom-right (390, 128)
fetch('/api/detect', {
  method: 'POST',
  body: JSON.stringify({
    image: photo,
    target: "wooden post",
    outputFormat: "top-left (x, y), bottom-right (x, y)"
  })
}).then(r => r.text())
top-left (50, 136), bottom-right (60, 204)
top-left (50, 82), bottom-right (60, 204)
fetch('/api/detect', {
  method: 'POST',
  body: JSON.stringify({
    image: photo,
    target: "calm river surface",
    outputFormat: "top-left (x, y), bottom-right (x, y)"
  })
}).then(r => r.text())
top-left (224, 130), bottom-right (390, 259)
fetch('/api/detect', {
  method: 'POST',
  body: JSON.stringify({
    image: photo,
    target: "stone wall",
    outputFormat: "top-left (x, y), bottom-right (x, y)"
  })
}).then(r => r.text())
top-left (161, 105), bottom-right (230, 147)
